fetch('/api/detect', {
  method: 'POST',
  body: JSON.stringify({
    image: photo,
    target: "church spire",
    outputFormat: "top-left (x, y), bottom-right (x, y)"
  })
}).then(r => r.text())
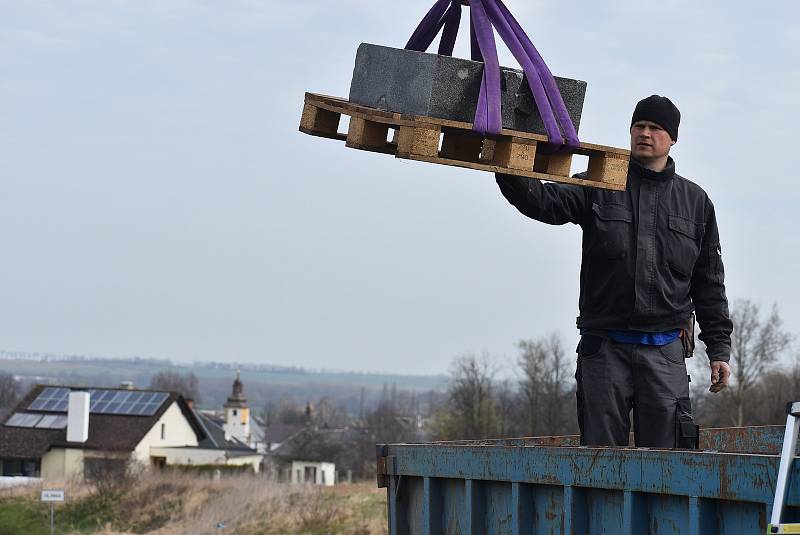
top-left (225, 368), bottom-right (247, 408)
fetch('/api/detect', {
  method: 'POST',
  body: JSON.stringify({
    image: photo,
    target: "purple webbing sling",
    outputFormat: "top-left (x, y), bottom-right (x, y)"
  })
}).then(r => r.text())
top-left (405, 0), bottom-right (579, 151)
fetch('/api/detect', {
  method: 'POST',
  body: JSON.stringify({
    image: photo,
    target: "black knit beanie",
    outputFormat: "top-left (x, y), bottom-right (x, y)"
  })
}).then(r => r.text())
top-left (630, 95), bottom-right (680, 141)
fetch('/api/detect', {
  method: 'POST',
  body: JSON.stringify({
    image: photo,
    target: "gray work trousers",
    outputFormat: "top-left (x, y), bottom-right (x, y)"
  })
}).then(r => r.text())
top-left (575, 333), bottom-right (698, 448)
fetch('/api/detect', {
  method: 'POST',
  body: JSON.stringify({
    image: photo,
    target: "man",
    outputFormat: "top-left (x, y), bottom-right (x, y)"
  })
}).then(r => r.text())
top-left (496, 95), bottom-right (732, 448)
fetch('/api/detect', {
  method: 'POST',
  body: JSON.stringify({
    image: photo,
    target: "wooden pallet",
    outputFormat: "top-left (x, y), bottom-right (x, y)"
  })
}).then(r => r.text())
top-left (299, 92), bottom-right (629, 191)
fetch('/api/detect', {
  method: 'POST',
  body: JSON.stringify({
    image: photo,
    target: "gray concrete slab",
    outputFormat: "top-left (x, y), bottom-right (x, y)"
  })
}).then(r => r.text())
top-left (349, 43), bottom-right (587, 136)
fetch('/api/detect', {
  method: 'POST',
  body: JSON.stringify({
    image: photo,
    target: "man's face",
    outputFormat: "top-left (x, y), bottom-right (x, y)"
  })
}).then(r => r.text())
top-left (630, 120), bottom-right (674, 162)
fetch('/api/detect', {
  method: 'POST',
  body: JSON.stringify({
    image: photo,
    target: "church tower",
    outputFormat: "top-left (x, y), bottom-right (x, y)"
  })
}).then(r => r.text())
top-left (223, 370), bottom-right (250, 444)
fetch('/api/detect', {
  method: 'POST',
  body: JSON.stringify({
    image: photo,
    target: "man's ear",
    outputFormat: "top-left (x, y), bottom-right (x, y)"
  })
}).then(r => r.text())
top-left (671, 140), bottom-right (676, 146)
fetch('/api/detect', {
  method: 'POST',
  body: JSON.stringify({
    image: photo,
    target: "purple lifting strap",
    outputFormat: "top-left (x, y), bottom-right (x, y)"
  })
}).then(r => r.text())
top-left (437, 1), bottom-right (461, 56)
top-left (405, 0), bottom-right (452, 53)
top-left (405, 0), bottom-right (578, 149)
top-left (469, 0), bottom-right (502, 136)
top-left (469, 11), bottom-right (482, 61)
top-left (493, 0), bottom-right (579, 150)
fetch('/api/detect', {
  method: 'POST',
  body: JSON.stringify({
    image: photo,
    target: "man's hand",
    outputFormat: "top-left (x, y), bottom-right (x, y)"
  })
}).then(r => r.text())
top-left (709, 361), bottom-right (731, 393)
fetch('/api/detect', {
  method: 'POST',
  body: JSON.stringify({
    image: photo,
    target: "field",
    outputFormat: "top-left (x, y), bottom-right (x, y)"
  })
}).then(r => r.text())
top-left (0, 474), bottom-right (387, 535)
top-left (0, 355), bottom-right (446, 411)
top-left (0, 357), bottom-right (445, 392)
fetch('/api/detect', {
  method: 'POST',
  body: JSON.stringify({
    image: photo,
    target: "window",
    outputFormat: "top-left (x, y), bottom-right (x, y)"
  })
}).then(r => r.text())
top-left (1, 459), bottom-right (40, 477)
top-left (233, 409), bottom-right (237, 416)
top-left (161, 423), bottom-right (166, 440)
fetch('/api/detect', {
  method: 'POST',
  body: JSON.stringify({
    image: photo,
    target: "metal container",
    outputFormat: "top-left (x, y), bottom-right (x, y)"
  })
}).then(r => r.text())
top-left (377, 426), bottom-right (800, 534)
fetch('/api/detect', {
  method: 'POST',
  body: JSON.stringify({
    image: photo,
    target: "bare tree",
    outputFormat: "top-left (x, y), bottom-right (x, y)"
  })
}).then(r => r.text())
top-left (311, 397), bottom-right (350, 428)
top-left (726, 299), bottom-right (792, 426)
top-left (749, 361), bottom-right (800, 425)
top-left (431, 353), bottom-right (498, 440)
top-left (263, 396), bottom-right (310, 426)
top-left (695, 350), bottom-right (800, 428)
top-left (517, 333), bottom-right (576, 436)
top-left (0, 372), bottom-right (21, 408)
top-left (149, 371), bottom-right (201, 403)
top-left (367, 399), bottom-right (408, 444)
top-left (494, 379), bottom-right (521, 438)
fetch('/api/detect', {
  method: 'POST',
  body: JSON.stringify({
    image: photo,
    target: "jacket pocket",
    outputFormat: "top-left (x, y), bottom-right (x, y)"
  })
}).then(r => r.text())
top-left (674, 397), bottom-right (699, 449)
top-left (666, 214), bottom-right (704, 277)
top-left (588, 203), bottom-right (632, 259)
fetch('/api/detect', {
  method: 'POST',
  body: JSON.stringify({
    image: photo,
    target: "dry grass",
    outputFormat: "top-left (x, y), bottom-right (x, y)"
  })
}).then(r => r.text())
top-left (1, 472), bottom-right (388, 535)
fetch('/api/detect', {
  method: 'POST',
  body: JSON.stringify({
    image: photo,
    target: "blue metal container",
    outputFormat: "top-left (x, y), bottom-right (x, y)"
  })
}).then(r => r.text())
top-left (377, 426), bottom-right (800, 534)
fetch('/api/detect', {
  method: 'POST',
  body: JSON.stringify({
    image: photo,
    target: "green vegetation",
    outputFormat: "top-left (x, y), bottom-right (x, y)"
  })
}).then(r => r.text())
top-left (0, 475), bottom-right (387, 535)
top-left (0, 493), bottom-right (115, 535)
top-left (0, 498), bottom-right (48, 535)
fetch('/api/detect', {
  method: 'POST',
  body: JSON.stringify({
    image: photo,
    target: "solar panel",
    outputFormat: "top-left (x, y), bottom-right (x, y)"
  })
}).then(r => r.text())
top-left (6, 412), bottom-right (43, 428)
top-left (27, 388), bottom-right (170, 417)
top-left (28, 387), bottom-right (70, 411)
top-left (35, 414), bottom-right (68, 429)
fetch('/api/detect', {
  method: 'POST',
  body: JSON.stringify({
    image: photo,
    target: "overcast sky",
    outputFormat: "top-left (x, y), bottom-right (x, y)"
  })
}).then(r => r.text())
top-left (1, 1), bottom-right (798, 375)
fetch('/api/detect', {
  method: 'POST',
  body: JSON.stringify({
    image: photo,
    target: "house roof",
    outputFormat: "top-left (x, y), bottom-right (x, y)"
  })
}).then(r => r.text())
top-left (249, 415), bottom-right (266, 443)
top-left (262, 422), bottom-right (305, 445)
top-left (193, 411), bottom-right (257, 453)
top-left (0, 384), bottom-right (205, 460)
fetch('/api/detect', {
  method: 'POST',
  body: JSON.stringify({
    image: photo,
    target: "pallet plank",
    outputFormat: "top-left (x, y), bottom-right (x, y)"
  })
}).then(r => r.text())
top-left (346, 116), bottom-right (391, 152)
top-left (306, 93), bottom-right (629, 156)
top-left (300, 93), bottom-right (630, 191)
top-left (300, 102), bottom-right (341, 137)
top-left (492, 137), bottom-right (536, 171)
top-left (534, 152), bottom-right (572, 177)
top-left (587, 152), bottom-right (629, 185)
top-left (405, 153), bottom-right (626, 191)
top-left (396, 125), bottom-right (441, 158)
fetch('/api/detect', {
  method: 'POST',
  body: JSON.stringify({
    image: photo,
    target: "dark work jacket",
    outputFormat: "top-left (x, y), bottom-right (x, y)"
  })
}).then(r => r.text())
top-left (496, 157), bottom-right (732, 362)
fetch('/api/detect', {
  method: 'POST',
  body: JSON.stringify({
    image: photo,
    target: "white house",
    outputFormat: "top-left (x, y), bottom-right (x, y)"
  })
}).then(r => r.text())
top-left (0, 384), bottom-right (261, 481)
top-left (152, 408), bottom-right (262, 472)
top-left (290, 460), bottom-right (335, 486)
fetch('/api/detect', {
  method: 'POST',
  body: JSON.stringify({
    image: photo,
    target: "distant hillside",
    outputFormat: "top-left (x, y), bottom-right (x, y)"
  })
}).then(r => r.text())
top-left (0, 350), bottom-right (447, 412)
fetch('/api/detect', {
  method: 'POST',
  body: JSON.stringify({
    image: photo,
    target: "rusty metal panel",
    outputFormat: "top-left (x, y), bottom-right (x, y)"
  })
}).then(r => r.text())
top-left (410, 425), bottom-right (792, 453)
top-left (699, 425), bottom-right (787, 454)
top-left (380, 429), bottom-right (800, 534)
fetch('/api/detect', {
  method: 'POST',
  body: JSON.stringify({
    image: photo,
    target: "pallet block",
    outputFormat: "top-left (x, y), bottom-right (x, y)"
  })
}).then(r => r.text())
top-left (299, 93), bottom-right (629, 191)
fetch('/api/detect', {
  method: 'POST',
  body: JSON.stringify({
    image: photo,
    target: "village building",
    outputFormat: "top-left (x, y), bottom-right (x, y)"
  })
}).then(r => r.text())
top-left (290, 460), bottom-right (335, 486)
top-left (261, 422), bottom-right (305, 453)
top-left (0, 382), bottom-right (261, 482)
top-left (260, 404), bottom-right (342, 485)
top-left (222, 370), bottom-right (250, 445)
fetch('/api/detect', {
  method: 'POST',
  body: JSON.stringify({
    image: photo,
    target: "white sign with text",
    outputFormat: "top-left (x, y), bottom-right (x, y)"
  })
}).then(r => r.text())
top-left (41, 489), bottom-right (65, 502)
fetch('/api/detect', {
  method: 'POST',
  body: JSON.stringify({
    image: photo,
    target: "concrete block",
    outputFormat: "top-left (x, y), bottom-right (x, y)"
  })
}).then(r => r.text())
top-left (349, 43), bottom-right (587, 136)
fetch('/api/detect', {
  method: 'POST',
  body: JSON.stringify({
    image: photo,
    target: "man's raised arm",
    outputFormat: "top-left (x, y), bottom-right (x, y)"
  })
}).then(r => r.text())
top-left (495, 174), bottom-right (588, 226)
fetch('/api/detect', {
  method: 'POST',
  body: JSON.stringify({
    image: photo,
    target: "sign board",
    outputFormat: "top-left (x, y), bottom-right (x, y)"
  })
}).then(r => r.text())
top-left (40, 489), bottom-right (65, 502)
